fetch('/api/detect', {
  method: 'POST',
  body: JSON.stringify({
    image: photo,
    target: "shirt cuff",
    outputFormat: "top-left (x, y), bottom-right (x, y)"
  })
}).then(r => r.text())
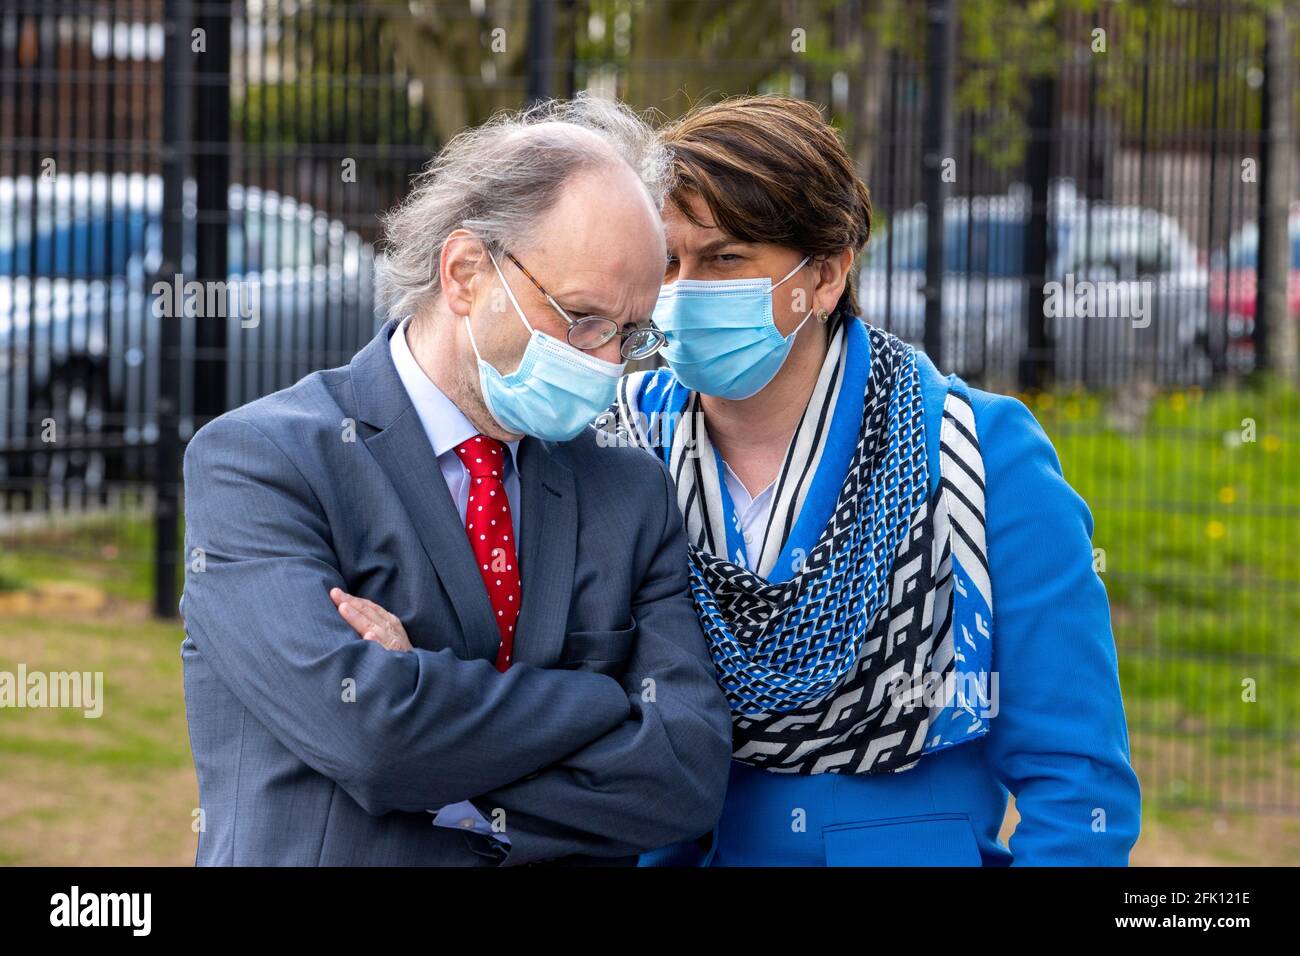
top-left (431, 800), bottom-right (512, 846)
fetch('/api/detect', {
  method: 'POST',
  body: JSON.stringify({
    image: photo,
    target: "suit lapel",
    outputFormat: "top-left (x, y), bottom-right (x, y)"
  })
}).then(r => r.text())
top-left (352, 320), bottom-right (501, 662)
top-left (513, 437), bottom-right (576, 668)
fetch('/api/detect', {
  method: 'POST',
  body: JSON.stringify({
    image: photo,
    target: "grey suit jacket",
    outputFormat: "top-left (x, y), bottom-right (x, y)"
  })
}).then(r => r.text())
top-left (180, 318), bottom-right (731, 866)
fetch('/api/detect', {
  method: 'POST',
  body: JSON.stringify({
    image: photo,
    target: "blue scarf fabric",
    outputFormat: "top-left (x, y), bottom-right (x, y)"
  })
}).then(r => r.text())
top-left (603, 317), bottom-right (994, 774)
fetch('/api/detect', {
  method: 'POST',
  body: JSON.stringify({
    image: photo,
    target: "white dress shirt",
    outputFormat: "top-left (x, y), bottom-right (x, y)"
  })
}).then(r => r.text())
top-left (721, 458), bottom-right (776, 570)
top-left (389, 315), bottom-right (517, 846)
top-left (389, 316), bottom-right (521, 537)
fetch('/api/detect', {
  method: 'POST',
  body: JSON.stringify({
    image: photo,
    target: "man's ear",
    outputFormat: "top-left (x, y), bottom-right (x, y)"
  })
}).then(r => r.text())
top-left (441, 229), bottom-right (488, 318)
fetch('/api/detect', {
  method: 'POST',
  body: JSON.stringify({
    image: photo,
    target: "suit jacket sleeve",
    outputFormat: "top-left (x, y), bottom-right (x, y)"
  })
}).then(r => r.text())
top-left (470, 458), bottom-right (733, 866)
top-left (975, 393), bottom-right (1142, 864)
top-left (180, 414), bottom-right (632, 814)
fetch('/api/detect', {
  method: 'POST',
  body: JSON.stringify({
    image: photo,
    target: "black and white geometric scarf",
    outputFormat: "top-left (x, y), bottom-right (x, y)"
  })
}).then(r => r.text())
top-left (606, 319), bottom-right (995, 775)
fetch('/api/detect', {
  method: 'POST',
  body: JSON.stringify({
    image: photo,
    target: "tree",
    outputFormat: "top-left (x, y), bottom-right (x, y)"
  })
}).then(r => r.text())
top-left (1260, 2), bottom-right (1298, 381)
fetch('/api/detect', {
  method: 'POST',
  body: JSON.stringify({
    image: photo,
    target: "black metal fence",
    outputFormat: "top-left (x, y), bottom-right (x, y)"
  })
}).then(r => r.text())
top-left (1, 0), bottom-right (1296, 818)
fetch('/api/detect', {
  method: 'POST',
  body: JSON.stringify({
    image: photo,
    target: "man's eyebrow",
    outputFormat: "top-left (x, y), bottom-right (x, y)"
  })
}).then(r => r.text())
top-left (551, 288), bottom-right (615, 316)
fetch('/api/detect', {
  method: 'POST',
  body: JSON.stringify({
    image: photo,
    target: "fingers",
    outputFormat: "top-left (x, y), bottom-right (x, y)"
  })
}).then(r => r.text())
top-left (360, 629), bottom-right (394, 650)
top-left (349, 594), bottom-right (401, 631)
top-left (330, 588), bottom-right (399, 627)
top-left (330, 587), bottom-right (409, 650)
top-left (330, 588), bottom-right (383, 629)
top-left (336, 598), bottom-right (385, 639)
top-left (335, 600), bottom-right (366, 638)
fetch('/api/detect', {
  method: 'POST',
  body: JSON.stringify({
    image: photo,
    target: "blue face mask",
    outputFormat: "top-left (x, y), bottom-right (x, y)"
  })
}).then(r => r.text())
top-left (652, 255), bottom-right (813, 399)
top-left (464, 250), bottom-right (626, 442)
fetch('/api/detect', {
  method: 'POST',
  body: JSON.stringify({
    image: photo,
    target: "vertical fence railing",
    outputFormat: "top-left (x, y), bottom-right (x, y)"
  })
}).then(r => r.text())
top-left (154, 0), bottom-right (191, 619)
top-left (921, 0), bottom-right (954, 367)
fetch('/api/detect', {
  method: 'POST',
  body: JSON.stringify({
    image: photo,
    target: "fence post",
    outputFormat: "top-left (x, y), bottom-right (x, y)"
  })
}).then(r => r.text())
top-left (154, 0), bottom-right (193, 620)
top-left (193, 5), bottom-right (231, 426)
top-left (1258, 4), bottom-right (1298, 382)
top-left (921, 0), bottom-right (954, 365)
top-left (526, 0), bottom-right (554, 105)
top-left (1020, 76), bottom-right (1055, 392)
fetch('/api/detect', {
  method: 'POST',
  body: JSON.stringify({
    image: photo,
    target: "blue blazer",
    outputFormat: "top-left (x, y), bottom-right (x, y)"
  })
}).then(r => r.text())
top-left (180, 318), bottom-right (732, 865)
top-left (638, 321), bottom-right (1142, 866)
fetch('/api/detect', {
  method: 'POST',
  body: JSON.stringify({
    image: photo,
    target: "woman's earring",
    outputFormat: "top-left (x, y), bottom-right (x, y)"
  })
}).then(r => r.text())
top-left (817, 308), bottom-right (830, 324)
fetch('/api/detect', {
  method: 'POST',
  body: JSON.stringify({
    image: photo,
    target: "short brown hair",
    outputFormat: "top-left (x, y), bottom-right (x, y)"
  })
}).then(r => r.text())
top-left (659, 95), bottom-right (873, 319)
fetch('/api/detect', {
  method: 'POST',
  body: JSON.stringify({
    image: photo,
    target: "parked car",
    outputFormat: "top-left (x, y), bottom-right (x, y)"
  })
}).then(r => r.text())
top-left (1208, 204), bottom-right (1300, 372)
top-left (0, 171), bottom-right (381, 490)
top-left (858, 180), bottom-right (1211, 387)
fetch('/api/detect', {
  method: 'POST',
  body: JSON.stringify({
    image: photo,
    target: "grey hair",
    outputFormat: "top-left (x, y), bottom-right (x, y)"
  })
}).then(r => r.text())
top-left (379, 94), bottom-right (671, 319)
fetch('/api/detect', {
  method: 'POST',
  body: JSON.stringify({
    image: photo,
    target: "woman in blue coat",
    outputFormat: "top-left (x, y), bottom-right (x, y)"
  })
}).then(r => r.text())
top-left (607, 94), bottom-right (1141, 866)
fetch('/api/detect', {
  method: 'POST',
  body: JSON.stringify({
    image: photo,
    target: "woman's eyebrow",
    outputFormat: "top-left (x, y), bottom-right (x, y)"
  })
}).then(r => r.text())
top-left (691, 237), bottom-right (749, 256)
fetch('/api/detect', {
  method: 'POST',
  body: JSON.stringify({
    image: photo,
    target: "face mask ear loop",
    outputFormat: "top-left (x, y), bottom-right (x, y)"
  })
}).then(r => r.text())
top-left (463, 314), bottom-right (487, 363)
top-left (487, 248), bottom-right (537, 338)
top-left (789, 304), bottom-right (817, 338)
top-left (773, 254), bottom-right (815, 339)
top-left (772, 254), bottom-right (812, 290)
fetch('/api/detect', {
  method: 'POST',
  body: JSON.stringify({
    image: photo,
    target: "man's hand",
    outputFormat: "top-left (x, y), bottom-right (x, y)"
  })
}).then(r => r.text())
top-left (330, 588), bottom-right (412, 652)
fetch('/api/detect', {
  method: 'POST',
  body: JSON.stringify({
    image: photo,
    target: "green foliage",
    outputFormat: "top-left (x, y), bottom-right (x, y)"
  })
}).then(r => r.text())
top-left (236, 81), bottom-right (435, 149)
top-left (246, 0), bottom-right (1289, 178)
top-left (0, 560), bottom-right (25, 593)
top-left (1, 513), bottom-right (163, 603)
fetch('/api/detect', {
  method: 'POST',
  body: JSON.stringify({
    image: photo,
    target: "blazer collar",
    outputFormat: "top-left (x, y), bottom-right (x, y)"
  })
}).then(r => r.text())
top-left (349, 318), bottom-right (577, 666)
top-left (351, 317), bottom-right (417, 431)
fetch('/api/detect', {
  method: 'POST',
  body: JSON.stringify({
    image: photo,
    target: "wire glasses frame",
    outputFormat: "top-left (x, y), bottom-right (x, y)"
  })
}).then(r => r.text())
top-left (503, 251), bottom-right (666, 361)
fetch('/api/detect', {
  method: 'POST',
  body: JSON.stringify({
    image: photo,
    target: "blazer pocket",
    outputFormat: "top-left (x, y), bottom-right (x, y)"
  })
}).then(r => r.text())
top-left (559, 621), bottom-right (638, 677)
top-left (822, 812), bottom-right (982, 867)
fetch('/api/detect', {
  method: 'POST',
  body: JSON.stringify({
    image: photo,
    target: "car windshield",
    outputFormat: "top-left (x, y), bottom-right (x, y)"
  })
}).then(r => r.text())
top-left (1060, 207), bottom-right (1197, 275)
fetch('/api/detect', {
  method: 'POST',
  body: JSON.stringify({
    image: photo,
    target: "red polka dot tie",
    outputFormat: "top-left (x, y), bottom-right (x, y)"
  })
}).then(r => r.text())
top-left (453, 435), bottom-right (520, 671)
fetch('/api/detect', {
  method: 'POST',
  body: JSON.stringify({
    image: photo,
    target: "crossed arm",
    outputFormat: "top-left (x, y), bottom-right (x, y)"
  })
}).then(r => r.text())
top-left (333, 460), bottom-right (733, 865)
top-left (182, 414), bottom-right (730, 864)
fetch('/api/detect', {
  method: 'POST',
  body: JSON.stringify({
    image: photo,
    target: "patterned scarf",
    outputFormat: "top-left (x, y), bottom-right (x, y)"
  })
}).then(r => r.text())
top-left (608, 319), bottom-right (994, 775)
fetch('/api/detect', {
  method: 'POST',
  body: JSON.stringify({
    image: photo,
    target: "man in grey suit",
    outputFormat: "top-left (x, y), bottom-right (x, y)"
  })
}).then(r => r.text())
top-left (180, 96), bottom-right (732, 866)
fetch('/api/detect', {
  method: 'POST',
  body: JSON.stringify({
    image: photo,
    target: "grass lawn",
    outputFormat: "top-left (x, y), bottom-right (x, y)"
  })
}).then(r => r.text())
top-left (0, 377), bottom-right (1296, 864)
top-left (1032, 377), bottom-right (1300, 818)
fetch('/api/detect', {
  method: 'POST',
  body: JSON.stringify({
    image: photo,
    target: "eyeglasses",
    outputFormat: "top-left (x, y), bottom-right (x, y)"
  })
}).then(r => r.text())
top-left (503, 251), bottom-right (666, 361)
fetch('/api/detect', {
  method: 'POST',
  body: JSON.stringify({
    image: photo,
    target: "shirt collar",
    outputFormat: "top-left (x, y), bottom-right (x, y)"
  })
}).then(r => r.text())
top-left (389, 315), bottom-right (521, 468)
top-left (720, 456), bottom-right (775, 515)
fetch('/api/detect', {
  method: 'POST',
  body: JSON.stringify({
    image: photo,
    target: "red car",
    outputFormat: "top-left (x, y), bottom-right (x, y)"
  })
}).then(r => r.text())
top-left (1209, 204), bottom-right (1300, 369)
